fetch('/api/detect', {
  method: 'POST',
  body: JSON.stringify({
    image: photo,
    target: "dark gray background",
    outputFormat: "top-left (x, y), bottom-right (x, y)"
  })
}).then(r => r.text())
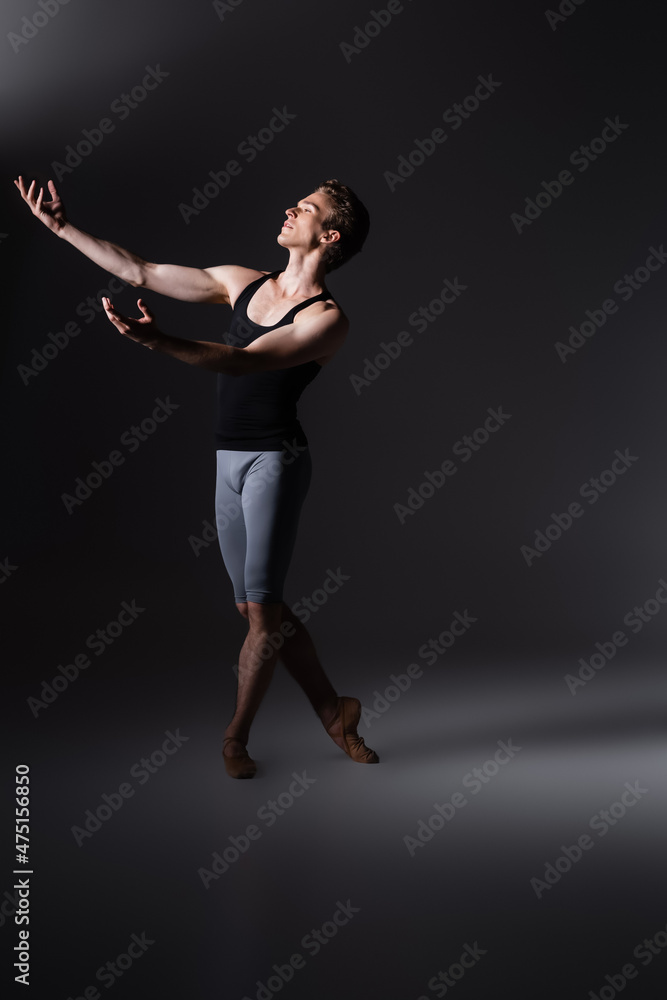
top-left (2, 1), bottom-right (666, 998)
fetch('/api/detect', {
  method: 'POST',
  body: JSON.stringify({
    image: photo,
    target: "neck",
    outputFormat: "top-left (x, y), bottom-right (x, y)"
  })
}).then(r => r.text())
top-left (277, 249), bottom-right (328, 297)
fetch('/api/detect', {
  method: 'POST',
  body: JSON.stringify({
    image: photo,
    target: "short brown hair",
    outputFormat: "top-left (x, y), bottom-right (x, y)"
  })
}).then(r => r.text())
top-left (315, 179), bottom-right (370, 272)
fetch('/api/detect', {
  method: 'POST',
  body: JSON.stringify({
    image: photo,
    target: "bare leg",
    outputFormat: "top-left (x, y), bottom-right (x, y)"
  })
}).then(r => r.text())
top-left (226, 601), bottom-right (379, 765)
top-left (223, 600), bottom-right (283, 758)
top-left (237, 601), bottom-right (379, 763)
top-left (276, 603), bottom-right (339, 728)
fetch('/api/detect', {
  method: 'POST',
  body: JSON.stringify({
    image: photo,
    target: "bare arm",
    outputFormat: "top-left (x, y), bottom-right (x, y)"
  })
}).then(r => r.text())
top-left (13, 175), bottom-right (246, 304)
top-left (101, 298), bottom-right (348, 374)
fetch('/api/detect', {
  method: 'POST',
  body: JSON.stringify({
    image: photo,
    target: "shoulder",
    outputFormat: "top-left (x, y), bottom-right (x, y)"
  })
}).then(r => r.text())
top-left (293, 299), bottom-right (349, 367)
top-left (202, 265), bottom-right (271, 308)
top-left (295, 297), bottom-right (348, 331)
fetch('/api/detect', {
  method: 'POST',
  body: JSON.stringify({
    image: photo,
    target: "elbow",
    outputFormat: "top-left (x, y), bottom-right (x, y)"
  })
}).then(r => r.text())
top-left (210, 347), bottom-right (261, 376)
top-left (127, 269), bottom-right (146, 288)
top-left (129, 259), bottom-right (155, 288)
top-left (229, 349), bottom-right (261, 376)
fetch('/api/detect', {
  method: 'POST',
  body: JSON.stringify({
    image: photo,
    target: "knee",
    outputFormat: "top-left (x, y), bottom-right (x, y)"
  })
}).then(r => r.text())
top-left (236, 602), bottom-right (249, 620)
top-left (247, 600), bottom-right (283, 634)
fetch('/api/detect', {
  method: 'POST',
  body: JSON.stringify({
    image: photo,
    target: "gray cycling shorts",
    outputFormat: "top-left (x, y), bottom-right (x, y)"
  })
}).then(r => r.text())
top-left (214, 446), bottom-right (312, 604)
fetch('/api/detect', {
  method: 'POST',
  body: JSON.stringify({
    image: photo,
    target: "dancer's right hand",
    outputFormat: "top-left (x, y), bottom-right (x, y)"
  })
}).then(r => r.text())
top-left (14, 175), bottom-right (67, 233)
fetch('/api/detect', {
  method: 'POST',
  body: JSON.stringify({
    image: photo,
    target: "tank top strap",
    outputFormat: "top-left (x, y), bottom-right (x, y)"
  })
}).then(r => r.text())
top-left (233, 271), bottom-right (279, 314)
top-left (235, 270), bottom-right (332, 323)
top-left (290, 288), bottom-right (332, 318)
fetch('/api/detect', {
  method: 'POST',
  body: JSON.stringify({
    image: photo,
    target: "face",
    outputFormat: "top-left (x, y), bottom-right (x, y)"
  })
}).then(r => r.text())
top-left (277, 190), bottom-right (339, 252)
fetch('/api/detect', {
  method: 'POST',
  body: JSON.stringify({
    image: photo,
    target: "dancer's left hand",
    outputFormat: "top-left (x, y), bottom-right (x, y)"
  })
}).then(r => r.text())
top-left (102, 297), bottom-right (162, 348)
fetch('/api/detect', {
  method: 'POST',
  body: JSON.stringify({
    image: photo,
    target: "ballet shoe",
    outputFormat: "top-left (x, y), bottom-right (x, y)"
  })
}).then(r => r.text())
top-left (222, 737), bottom-right (257, 779)
top-left (324, 696), bottom-right (379, 764)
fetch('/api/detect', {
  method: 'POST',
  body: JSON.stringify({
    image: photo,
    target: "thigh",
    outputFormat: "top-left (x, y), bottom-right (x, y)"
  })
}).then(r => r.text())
top-left (241, 447), bottom-right (313, 604)
top-left (215, 451), bottom-right (249, 603)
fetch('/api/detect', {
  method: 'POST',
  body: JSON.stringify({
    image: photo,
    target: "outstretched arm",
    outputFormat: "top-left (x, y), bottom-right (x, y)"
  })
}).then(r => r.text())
top-left (14, 175), bottom-right (240, 303)
top-left (102, 298), bottom-right (348, 374)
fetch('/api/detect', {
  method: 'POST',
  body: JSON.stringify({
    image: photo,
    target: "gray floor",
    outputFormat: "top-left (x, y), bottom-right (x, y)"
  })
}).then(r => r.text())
top-left (14, 654), bottom-right (667, 998)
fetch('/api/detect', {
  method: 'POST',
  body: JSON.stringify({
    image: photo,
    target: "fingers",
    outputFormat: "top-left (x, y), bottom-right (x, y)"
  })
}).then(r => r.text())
top-left (102, 297), bottom-right (126, 332)
top-left (137, 298), bottom-right (154, 320)
top-left (14, 175), bottom-right (55, 208)
top-left (102, 297), bottom-right (116, 322)
top-left (14, 176), bottom-right (37, 207)
top-left (102, 297), bottom-right (133, 333)
top-left (13, 176), bottom-right (29, 200)
top-left (102, 297), bottom-right (155, 347)
top-left (104, 297), bottom-right (132, 322)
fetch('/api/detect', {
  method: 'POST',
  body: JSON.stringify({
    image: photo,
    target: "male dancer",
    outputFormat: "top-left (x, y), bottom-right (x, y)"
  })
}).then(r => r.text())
top-left (15, 174), bottom-right (378, 778)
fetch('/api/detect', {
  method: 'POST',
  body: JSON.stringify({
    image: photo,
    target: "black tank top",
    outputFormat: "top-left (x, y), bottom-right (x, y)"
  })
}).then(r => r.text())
top-left (215, 270), bottom-right (332, 450)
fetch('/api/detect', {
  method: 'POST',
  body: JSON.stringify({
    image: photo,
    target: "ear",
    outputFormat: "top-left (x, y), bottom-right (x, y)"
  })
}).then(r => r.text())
top-left (320, 229), bottom-right (341, 245)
